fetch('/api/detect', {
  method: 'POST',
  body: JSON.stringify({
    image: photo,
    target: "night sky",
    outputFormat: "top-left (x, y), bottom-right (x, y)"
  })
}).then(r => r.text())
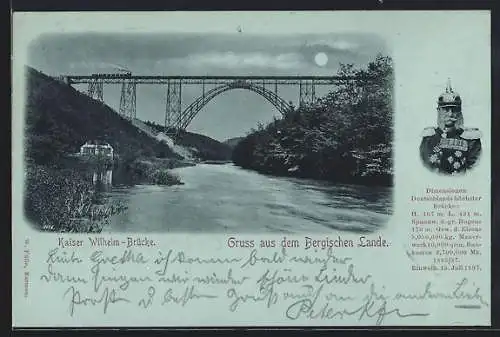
top-left (28, 33), bottom-right (388, 141)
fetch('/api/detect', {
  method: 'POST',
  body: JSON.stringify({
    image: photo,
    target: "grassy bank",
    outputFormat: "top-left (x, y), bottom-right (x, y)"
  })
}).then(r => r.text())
top-left (24, 163), bottom-right (127, 232)
top-left (24, 156), bottom-right (186, 232)
top-left (114, 157), bottom-right (190, 186)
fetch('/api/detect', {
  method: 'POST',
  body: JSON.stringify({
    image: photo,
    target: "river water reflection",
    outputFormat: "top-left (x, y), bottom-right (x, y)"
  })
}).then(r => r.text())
top-left (102, 163), bottom-right (393, 234)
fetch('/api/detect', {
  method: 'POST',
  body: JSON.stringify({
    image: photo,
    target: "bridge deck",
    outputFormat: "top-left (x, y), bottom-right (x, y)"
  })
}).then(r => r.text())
top-left (61, 75), bottom-right (370, 85)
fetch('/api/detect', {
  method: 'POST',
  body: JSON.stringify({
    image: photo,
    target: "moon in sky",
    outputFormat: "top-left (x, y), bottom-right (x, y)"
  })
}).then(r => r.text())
top-left (314, 52), bottom-right (328, 67)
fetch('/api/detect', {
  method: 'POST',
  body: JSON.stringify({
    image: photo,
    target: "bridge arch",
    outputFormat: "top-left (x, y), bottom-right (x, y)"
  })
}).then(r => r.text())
top-left (175, 81), bottom-right (293, 130)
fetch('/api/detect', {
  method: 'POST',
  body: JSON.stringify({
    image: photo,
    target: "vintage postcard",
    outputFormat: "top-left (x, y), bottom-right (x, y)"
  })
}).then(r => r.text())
top-left (12, 11), bottom-right (491, 327)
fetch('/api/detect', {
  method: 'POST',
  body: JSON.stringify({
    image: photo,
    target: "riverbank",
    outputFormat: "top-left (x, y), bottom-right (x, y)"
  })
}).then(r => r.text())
top-left (24, 155), bottom-right (192, 233)
top-left (116, 157), bottom-right (193, 186)
top-left (232, 140), bottom-right (393, 187)
top-left (200, 159), bottom-right (233, 165)
top-left (24, 163), bottom-right (126, 232)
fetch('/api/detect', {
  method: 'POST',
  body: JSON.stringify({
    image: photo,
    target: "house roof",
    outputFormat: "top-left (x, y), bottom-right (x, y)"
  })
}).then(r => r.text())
top-left (82, 140), bottom-right (112, 147)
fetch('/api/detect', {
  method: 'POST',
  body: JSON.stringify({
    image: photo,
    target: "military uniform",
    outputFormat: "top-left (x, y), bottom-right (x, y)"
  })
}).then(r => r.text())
top-left (419, 127), bottom-right (482, 174)
top-left (419, 81), bottom-right (482, 175)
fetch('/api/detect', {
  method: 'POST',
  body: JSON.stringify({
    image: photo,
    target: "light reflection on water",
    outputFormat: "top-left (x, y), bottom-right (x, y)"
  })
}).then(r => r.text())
top-left (104, 163), bottom-right (393, 234)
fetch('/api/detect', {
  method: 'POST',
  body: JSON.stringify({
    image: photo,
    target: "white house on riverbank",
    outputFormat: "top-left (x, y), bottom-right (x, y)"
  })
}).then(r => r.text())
top-left (79, 140), bottom-right (114, 159)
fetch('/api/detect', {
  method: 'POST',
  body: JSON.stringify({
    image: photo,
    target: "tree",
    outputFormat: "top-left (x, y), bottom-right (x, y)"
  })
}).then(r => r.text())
top-left (232, 54), bottom-right (394, 186)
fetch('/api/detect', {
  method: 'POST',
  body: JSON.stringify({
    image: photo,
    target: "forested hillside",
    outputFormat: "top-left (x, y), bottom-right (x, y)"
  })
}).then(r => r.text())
top-left (232, 54), bottom-right (393, 186)
top-left (23, 66), bottom-right (180, 232)
top-left (24, 66), bottom-right (178, 166)
top-left (144, 121), bottom-right (233, 161)
top-left (224, 137), bottom-right (245, 148)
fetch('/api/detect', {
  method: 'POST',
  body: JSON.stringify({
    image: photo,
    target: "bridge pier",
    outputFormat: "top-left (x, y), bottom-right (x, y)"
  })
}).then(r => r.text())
top-left (119, 80), bottom-right (137, 120)
top-left (165, 79), bottom-right (182, 136)
top-left (299, 80), bottom-right (316, 107)
top-left (88, 79), bottom-right (104, 102)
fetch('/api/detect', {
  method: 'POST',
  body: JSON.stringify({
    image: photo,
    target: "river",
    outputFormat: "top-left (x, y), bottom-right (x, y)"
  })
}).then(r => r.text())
top-left (105, 163), bottom-right (393, 233)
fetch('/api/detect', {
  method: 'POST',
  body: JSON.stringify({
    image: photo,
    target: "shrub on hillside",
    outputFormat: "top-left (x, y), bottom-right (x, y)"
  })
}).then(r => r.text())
top-left (24, 164), bottom-right (126, 232)
top-left (152, 169), bottom-right (183, 186)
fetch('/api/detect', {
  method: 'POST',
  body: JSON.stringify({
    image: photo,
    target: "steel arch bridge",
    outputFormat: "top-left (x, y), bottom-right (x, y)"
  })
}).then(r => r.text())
top-left (59, 73), bottom-right (367, 136)
top-left (176, 80), bottom-right (292, 130)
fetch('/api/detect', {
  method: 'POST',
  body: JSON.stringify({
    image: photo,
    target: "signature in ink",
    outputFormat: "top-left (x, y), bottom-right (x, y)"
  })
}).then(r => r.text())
top-left (285, 284), bottom-right (428, 325)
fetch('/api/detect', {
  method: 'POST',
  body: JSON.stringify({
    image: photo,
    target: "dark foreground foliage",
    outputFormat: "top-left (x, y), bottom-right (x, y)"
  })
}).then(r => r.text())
top-left (24, 164), bottom-right (127, 232)
top-left (232, 54), bottom-right (394, 187)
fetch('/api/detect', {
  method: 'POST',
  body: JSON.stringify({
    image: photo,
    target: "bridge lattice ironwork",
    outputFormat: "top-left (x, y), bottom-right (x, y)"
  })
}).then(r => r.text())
top-left (61, 74), bottom-right (369, 136)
